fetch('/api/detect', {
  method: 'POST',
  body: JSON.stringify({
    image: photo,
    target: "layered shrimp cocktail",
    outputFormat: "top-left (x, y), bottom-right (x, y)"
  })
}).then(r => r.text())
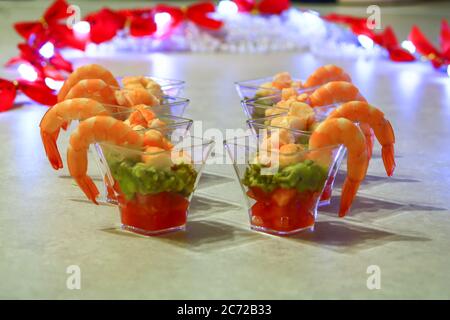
top-left (39, 63), bottom-right (396, 237)
top-left (97, 135), bottom-right (214, 235)
top-left (225, 134), bottom-right (342, 235)
top-left (247, 108), bottom-right (346, 207)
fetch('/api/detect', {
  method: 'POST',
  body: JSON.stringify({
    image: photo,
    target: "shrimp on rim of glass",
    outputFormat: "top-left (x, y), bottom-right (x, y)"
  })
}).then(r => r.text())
top-left (307, 81), bottom-right (374, 158)
top-left (58, 64), bottom-right (119, 102)
top-left (67, 116), bottom-right (144, 204)
top-left (40, 98), bottom-right (109, 170)
top-left (326, 101), bottom-right (396, 176)
top-left (64, 79), bottom-right (118, 105)
top-left (309, 118), bottom-right (369, 217)
top-left (304, 65), bottom-right (352, 88)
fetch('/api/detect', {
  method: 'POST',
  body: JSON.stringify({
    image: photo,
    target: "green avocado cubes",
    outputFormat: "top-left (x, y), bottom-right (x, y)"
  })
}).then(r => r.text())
top-left (107, 158), bottom-right (198, 200)
top-left (243, 160), bottom-right (328, 193)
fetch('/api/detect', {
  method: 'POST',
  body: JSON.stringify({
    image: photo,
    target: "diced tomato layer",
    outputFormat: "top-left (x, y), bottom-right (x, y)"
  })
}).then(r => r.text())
top-left (320, 176), bottom-right (335, 202)
top-left (248, 187), bottom-right (319, 232)
top-left (118, 191), bottom-right (189, 233)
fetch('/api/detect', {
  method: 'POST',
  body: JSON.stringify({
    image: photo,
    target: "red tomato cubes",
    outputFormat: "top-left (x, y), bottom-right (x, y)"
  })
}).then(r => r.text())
top-left (247, 187), bottom-right (319, 234)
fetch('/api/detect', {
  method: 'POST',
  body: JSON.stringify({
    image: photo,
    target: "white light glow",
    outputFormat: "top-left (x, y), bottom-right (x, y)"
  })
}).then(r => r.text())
top-left (358, 35), bottom-right (374, 50)
top-left (447, 65), bottom-right (450, 78)
top-left (155, 12), bottom-right (172, 37)
top-left (44, 77), bottom-right (63, 91)
top-left (217, 0), bottom-right (238, 15)
top-left (155, 12), bottom-right (172, 28)
top-left (73, 21), bottom-right (91, 35)
top-left (39, 42), bottom-right (55, 59)
top-left (401, 40), bottom-right (416, 54)
top-left (18, 63), bottom-right (38, 82)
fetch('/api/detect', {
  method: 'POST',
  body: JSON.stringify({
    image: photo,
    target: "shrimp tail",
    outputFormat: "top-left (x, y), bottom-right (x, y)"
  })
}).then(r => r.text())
top-left (339, 178), bottom-right (361, 217)
top-left (75, 176), bottom-right (100, 204)
top-left (40, 129), bottom-right (63, 170)
top-left (382, 144), bottom-right (395, 177)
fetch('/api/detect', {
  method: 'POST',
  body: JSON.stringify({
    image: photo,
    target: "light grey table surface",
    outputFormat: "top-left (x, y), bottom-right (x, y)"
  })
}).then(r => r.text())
top-left (1, 1), bottom-right (450, 299)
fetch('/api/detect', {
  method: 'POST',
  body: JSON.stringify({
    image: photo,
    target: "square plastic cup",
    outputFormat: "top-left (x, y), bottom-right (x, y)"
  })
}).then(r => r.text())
top-left (96, 135), bottom-right (214, 236)
top-left (224, 135), bottom-right (342, 236)
top-left (92, 113), bottom-right (194, 204)
top-left (116, 76), bottom-right (185, 97)
top-left (245, 118), bottom-right (346, 207)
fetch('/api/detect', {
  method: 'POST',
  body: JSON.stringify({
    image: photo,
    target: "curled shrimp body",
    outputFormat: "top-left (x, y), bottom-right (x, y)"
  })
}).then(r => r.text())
top-left (67, 116), bottom-right (143, 204)
top-left (64, 79), bottom-right (118, 105)
top-left (327, 101), bottom-right (396, 176)
top-left (58, 64), bottom-right (119, 102)
top-left (304, 65), bottom-right (352, 88)
top-left (40, 98), bottom-right (108, 170)
top-left (308, 81), bottom-right (375, 157)
top-left (308, 81), bottom-right (366, 107)
top-left (309, 118), bottom-right (369, 217)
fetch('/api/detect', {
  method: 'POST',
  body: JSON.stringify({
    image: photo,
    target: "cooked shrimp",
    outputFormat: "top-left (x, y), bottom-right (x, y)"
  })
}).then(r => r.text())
top-left (58, 64), bottom-right (119, 102)
top-left (142, 129), bottom-right (173, 150)
top-left (122, 76), bottom-right (145, 87)
top-left (67, 116), bottom-right (143, 204)
top-left (279, 143), bottom-right (306, 167)
top-left (272, 72), bottom-right (292, 89)
top-left (40, 98), bottom-right (108, 170)
top-left (307, 81), bottom-right (374, 153)
top-left (304, 65), bottom-right (352, 88)
top-left (270, 115), bottom-right (310, 132)
top-left (115, 87), bottom-right (160, 107)
top-left (126, 105), bottom-right (156, 128)
top-left (64, 79), bottom-right (117, 105)
top-left (327, 101), bottom-right (396, 176)
top-left (122, 76), bottom-right (164, 101)
top-left (309, 118), bottom-right (369, 217)
top-left (308, 81), bottom-right (366, 107)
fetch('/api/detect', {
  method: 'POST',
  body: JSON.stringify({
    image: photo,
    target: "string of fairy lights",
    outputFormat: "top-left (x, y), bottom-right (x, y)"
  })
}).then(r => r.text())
top-left (1, 0), bottom-right (448, 112)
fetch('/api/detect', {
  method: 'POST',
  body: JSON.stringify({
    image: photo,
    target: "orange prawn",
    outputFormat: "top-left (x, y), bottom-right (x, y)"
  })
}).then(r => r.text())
top-left (326, 101), bottom-right (396, 176)
top-left (309, 118), bottom-right (369, 217)
top-left (40, 98), bottom-right (108, 170)
top-left (67, 116), bottom-right (143, 204)
top-left (64, 79), bottom-right (118, 105)
top-left (58, 64), bottom-right (119, 102)
top-left (304, 65), bottom-right (352, 88)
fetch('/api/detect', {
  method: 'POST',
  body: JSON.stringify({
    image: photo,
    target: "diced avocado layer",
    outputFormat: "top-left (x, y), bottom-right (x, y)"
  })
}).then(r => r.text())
top-left (242, 160), bottom-right (328, 193)
top-left (107, 157), bottom-right (197, 200)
